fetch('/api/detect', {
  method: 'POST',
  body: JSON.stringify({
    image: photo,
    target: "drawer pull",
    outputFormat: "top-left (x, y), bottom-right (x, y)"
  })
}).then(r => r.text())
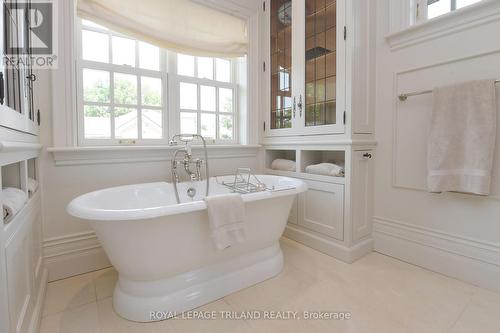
top-left (363, 153), bottom-right (372, 159)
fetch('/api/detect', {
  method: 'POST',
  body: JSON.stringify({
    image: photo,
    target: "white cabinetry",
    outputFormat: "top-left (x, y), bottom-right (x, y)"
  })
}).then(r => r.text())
top-left (298, 180), bottom-right (344, 240)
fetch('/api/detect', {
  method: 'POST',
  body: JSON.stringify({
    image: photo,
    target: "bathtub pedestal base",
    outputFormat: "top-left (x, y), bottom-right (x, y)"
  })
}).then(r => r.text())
top-left (113, 244), bottom-right (284, 322)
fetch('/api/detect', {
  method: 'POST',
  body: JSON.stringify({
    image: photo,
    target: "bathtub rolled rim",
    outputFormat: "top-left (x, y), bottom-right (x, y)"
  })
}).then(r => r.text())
top-left (67, 175), bottom-right (307, 222)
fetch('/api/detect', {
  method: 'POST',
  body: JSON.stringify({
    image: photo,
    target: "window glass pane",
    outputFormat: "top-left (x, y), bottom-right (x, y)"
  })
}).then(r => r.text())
top-left (81, 19), bottom-right (107, 30)
top-left (219, 88), bottom-right (233, 113)
top-left (219, 114), bottom-right (233, 140)
top-left (82, 30), bottom-right (109, 62)
top-left (142, 109), bottom-right (163, 139)
top-left (177, 54), bottom-right (195, 77)
top-left (215, 58), bottom-right (231, 82)
top-left (83, 69), bottom-right (110, 103)
top-left (456, 0), bottom-right (481, 9)
top-left (427, 0), bottom-right (451, 19)
top-left (141, 77), bottom-right (162, 106)
top-left (112, 36), bottom-right (136, 66)
top-left (180, 112), bottom-right (197, 134)
top-left (200, 85), bottom-right (216, 111)
top-left (201, 113), bottom-right (216, 138)
top-left (114, 73), bottom-right (137, 105)
top-left (139, 42), bottom-right (160, 71)
top-left (198, 57), bottom-right (214, 80)
top-left (179, 82), bottom-right (197, 109)
top-left (114, 107), bottom-right (138, 138)
top-left (84, 105), bottom-right (110, 139)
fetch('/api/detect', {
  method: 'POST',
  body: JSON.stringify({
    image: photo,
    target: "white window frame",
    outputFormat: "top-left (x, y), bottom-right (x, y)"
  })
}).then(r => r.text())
top-left (170, 55), bottom-right (239, 144)
top-left (76, 19), bottom-right (169, 146)
top-left (415, 0), bottom-right (483, 23)
top-left (75, 19), bottom-right (241, 146)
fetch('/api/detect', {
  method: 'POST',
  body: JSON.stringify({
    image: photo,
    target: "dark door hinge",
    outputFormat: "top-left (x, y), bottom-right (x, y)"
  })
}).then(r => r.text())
top-left (263, 121), bottom-right (266, 131)
top-left (344, 26), bottom-right (347, 40)
top-left (263, 61), bottom-right (266, 72)
top-left (263, 1), bottom-right (265, 11)
top-left (343, 111), bottom-right (346, 124)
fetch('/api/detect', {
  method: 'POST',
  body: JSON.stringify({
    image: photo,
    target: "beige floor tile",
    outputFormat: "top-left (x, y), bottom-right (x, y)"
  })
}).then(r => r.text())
top-left (93, 267), bottom-right (118, 300)
top-left (450, 289), bottom-right (500, 333)
top-left (39, 302), bottom-right (100, 333)
top-left (97, 297), bottom-right (176, 333)
top-left (224, 263), bottom-right (321, 312)
top-left (42, 272), bottom-right (97, 316)
top-left (170, 299), bottom-right (252, 333)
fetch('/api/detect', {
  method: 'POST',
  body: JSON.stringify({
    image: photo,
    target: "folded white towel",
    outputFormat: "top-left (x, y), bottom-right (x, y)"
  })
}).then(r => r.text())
top-left (271, 158), bottom-right (296, 172)
top-left (204, 193), bottom-right (246, 250)
top-left (2, 187), bottom-right (28, 224)
top-left (27, 178), bottom-right (38, 197)
top-left (305, 163), bottom-right (345, 177)
top-left (428, 80), bottom-right (497, 195)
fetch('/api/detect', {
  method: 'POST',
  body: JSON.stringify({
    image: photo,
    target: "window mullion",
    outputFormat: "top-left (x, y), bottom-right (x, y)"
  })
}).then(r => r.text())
top-left (110, 71), bottom-right (115, 139)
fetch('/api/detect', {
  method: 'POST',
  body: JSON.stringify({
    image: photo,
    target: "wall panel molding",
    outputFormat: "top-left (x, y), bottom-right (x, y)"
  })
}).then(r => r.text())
top-left (391, 48), bottom-right (500, 201)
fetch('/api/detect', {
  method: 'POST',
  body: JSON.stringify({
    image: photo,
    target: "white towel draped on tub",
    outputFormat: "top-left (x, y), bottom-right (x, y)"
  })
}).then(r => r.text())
top-left (271, 159), bottom-right (296, 172)
top-left (1, 188), bottom-right (28, 224)
top-left (204, 193), bottom-right (246, 250)
top-left (428, 80), bottom-right (497, 195)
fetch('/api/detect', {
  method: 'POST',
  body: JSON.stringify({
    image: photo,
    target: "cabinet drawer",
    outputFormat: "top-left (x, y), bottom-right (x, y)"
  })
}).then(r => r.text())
top-left (298, 179), bottom-right (344, 241)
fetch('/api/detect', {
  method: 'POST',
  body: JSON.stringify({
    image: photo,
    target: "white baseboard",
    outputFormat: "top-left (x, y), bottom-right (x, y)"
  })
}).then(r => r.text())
top-left (28, 267), bottom-right (48, 333)
top-left (43, 231), bottom-right (111, 281)
top-left (284, 224), bottom-right (374, 263)
top-left (373, 217), bottom-right (500, 293)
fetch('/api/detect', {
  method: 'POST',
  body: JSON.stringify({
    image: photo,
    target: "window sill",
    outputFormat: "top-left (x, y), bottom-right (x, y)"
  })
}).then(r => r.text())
top-left (385, 0), bottom-right (500, 50)
top-left (47, 144), bottom-right (261, 166)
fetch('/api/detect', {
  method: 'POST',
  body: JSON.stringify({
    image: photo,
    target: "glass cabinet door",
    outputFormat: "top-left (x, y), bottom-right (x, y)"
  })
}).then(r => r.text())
top-left (304, 0), bottom-right (338, 128)
top-left (270, 0), bottom-right (293, 130)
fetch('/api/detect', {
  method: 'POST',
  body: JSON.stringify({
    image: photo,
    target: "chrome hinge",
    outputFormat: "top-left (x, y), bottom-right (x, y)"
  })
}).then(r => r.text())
top-left (343, 111), bottom-right (346, 124)
top-left (344, 26), bottom-right (347, 40)
top-left (263, 1), bottom-right (265, 12)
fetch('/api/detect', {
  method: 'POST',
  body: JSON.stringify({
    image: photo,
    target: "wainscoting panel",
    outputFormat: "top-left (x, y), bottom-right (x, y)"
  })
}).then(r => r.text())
top-left (373, 217), bottom-right (500, 293)
top-left (43, 231), bottom-right (110, 282)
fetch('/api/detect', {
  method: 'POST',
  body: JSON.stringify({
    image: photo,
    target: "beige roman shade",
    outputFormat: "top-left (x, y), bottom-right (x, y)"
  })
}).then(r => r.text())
top-left (77, 0), bottom-right (248, 57)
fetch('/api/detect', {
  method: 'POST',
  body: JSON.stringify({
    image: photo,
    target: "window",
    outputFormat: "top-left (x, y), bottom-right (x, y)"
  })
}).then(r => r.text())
top-left (176, 55), bottom-right (236, 141)
top-left (425, 0), bottom-right (482, 20)
top-left (77, 19), bottom-right (241, 145)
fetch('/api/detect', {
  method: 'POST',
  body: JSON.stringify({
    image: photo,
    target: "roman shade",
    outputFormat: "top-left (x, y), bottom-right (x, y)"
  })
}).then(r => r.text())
top-left (77, 0), bottom-right (248, 57)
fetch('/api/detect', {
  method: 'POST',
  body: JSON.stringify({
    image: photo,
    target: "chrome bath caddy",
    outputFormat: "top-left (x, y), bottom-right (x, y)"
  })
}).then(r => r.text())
top-left (217, 168), bottom-right (274, 194)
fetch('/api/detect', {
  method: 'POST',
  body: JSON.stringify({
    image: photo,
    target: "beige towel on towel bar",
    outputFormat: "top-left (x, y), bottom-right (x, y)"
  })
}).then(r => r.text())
top-left (204, 193), bottom-right (246, 250)
top-left (427, 80), bottom-right (497, 195)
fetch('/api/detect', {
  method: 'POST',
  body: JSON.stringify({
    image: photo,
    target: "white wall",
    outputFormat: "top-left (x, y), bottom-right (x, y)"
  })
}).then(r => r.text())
top-left (373, 1), bottom-right (500, 292)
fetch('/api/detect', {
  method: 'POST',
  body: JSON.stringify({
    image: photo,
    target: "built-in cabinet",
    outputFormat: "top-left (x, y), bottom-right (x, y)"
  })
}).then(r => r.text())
top-left (262, 0), bottom-right (376, 262)
top-left (0, 1), bottom-right (45, 326)
top-left (0, 0), bottom-right (40, 136)
top-left (266, 0), bottom-right (345, 136)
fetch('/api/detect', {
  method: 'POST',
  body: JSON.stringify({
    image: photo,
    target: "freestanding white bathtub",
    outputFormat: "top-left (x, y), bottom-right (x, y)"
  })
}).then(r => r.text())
top-left (67, 175), bottom-right (307, 322)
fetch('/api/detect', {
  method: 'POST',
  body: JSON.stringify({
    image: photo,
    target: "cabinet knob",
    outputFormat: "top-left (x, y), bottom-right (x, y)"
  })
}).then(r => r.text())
top-left (363, 153), bottom-right (372, 159)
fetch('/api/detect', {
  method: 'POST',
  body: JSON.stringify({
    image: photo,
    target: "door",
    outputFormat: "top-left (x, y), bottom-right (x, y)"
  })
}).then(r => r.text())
top-left (265, 0), bottom-right (296, 137)
top-left (298, 179), bottom-right (344, 240)
top-left (351, 150), bottom-right (374, 240)
top-left (299, 0), bottom-right (345, 135)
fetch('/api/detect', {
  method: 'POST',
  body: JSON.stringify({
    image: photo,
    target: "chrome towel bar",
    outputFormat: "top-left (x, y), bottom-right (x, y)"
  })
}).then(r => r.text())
top-left (398, 79), bottom-right (500, 101)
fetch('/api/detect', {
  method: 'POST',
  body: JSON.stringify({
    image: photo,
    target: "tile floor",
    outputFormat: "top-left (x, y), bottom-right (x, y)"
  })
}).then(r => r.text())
top-left (40, 237), bottom-right (500, 333)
